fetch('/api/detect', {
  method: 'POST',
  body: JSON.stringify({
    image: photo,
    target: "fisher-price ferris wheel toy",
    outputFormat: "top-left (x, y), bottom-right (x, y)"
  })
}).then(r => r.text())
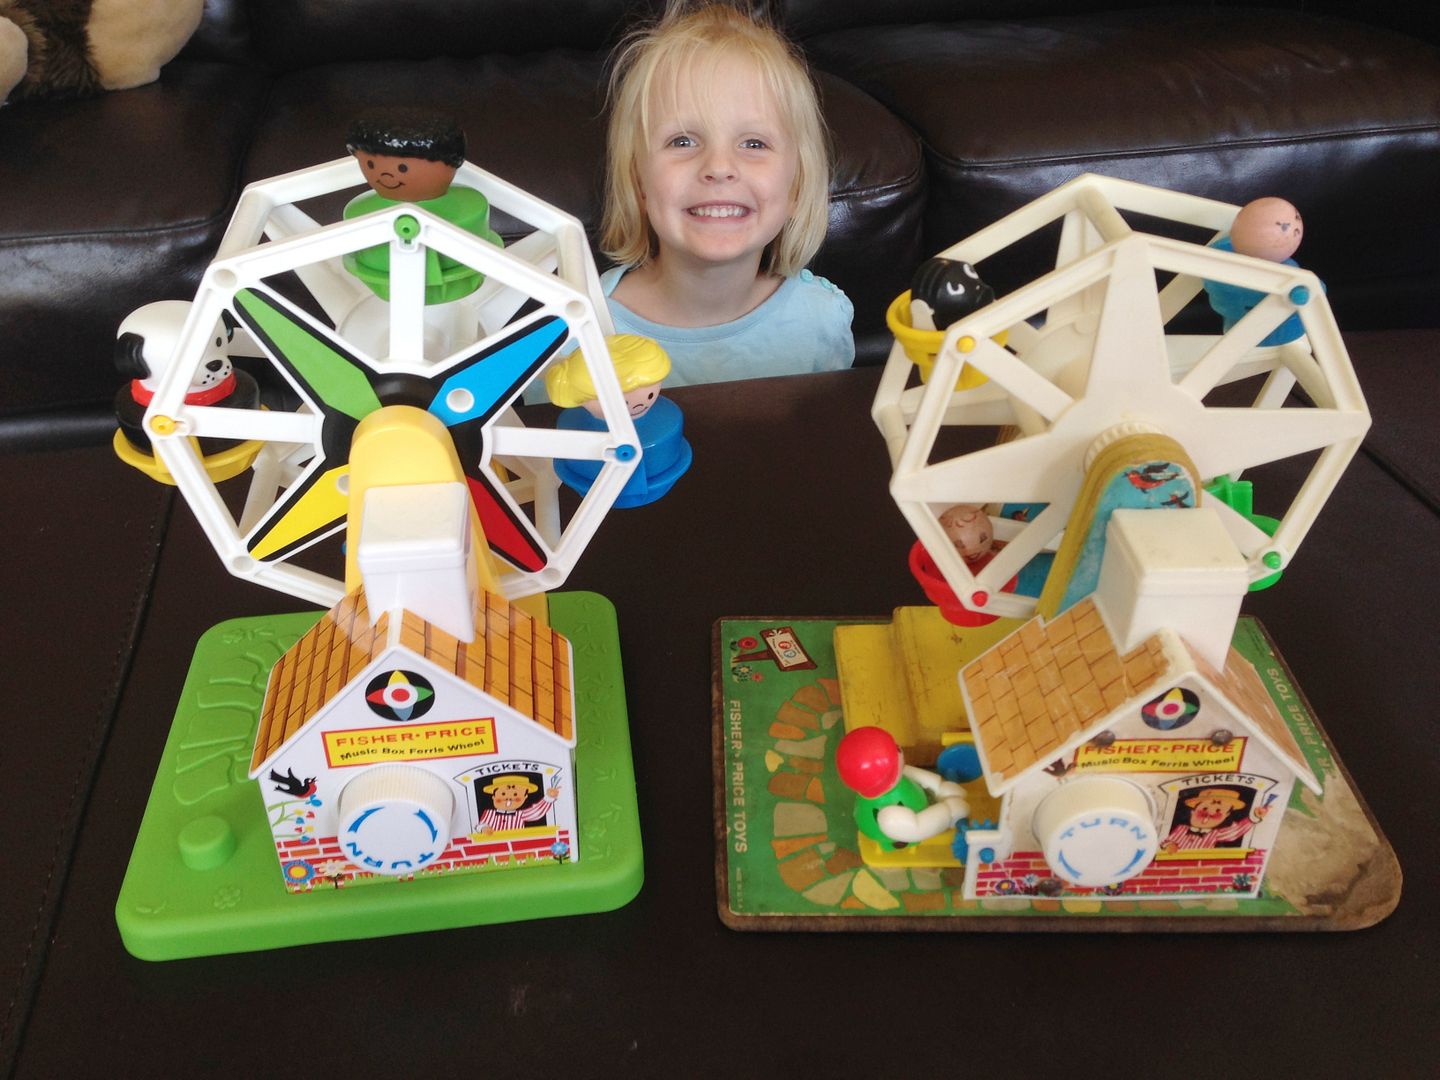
top-left (111, 122), bottom-right (653, 960)
top-left (873, 173), bottom-right (1370, 622)
top-left (120, 147), bottom-right (642, 608)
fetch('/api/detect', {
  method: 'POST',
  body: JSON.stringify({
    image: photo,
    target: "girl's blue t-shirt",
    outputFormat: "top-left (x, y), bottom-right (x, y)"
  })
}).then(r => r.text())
top-left (597, 265), bottom-right (855, 387)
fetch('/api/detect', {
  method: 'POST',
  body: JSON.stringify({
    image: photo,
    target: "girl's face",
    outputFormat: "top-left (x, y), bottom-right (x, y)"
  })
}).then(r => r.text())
top-left (637, 55), bottom-right (798, 273)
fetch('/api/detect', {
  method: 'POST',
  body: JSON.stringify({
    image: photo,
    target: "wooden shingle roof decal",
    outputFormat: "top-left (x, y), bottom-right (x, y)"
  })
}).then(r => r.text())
top-left (962, 598), bottom-right (1172, 792)
top-left (962, 597), bottom-right (1320, 795)
top-left (252, 590), bottom-right (387, 773)
top-left (1191, 644), bottom-right (1320, 795)
top-left (251, 586), bottom-right (573, 773)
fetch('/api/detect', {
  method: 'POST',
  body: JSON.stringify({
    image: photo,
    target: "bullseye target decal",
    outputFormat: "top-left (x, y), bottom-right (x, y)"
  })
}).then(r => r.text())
top-left (365, 670), bottom-right (435, 722)
top-left (1141, 687), bottom-right (1200, 731)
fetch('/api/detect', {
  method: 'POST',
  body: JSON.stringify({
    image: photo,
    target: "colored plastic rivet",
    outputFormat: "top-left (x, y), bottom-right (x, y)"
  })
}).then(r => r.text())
top-left (970, 590), bottom-right (989, 607)
top-left (395, 215), bottom-right (421, 241)
top-left (149, 414), bottom-right (177, 436)
top-left (446, 387), bottom-right (476, 416)
top-left (1263, 551), bottom-right (1283, 570)
top-left (958, 336), bottom-right (977, 353)
top-left (1288, 285), bottom-right (1310, 306)
top-left (614, 444), bottom-right (638, 462)
top-left (178, 815), bottom-right (237, 871)
top-left (979, 847), bottom-right (996, 864)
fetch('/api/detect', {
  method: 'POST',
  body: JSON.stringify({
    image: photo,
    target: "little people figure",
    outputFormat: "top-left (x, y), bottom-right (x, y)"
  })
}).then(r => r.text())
top-left (835, 726), bottom-right (969, 851)
top-left (343, 108), bottom-right (503, 304)
top-left (888, 257), bottom-right (1006, 386)
top-left (596, 4), bottom-right (853, 387)
top-left (546, 334), bottom-right (693, 507)
top-left (1204, 196), bottom-right (1311, 346)
top-left (908, 257), bottom-right (996, 333)
top-left (548, 333), bottom-right (670, 421)
top-left (909, 503), bottom-right (1018, 626)
top-left (114, 300), bottom-right (259, 454)
top-left (939, 503), bottom-right (996, 565)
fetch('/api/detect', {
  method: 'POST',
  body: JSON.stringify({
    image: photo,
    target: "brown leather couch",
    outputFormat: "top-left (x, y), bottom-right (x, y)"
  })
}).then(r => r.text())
top-left (2, 0), bottom-right (1436, 449)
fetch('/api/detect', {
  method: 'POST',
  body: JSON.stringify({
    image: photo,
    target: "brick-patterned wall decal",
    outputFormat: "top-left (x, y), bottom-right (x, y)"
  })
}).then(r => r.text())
top-left (975, 848), bottom-right (1267, 898)
top-left (275, 829), bottom-right (573, 891)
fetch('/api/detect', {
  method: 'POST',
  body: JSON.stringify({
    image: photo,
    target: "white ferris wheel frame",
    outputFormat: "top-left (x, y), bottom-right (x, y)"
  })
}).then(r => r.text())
top-left (142, 156), bottom-right (641, 609)
top-left (874, 173), bottom-right (1371, 621)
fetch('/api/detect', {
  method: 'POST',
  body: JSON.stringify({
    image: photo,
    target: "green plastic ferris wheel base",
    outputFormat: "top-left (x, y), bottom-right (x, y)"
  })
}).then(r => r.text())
top-left (116, 591), bottom-right (643, 961)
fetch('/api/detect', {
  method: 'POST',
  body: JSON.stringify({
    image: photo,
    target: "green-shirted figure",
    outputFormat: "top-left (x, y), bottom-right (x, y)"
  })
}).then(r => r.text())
top-left (343, 108), bottom-right (503, 304)
top-left (836, 726), bottom-right (969, 851)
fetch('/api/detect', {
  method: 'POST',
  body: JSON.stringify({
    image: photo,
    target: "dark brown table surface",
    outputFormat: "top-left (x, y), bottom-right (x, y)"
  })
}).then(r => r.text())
top-left (4, 340), bottom-right (1437, 1077)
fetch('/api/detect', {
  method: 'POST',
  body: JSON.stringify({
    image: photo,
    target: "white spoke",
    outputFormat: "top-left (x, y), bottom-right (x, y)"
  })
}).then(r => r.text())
top-left (1186, 407), bottom-right (1367, 477)
top-left (1084, 240), bottom-right (1171, 395)
top-left (388, 240), bottom-right (428, 363)
top-left (490, 425), bottom-right (615, 460)
top-left (899, 431), bottom-right (1083, 505)
top-left (960, 338), bottom-right (1074, 422)
top-left (1178, 300), bottom-right (1288, 399)
top-left (982, 504), bottom-right (1072, 587)
top-left (183, 404), bottom-right (319, 444)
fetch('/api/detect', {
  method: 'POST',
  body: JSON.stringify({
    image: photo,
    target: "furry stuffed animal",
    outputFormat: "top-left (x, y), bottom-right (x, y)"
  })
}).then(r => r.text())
top-left (0, 0), bottom-right (203, 105)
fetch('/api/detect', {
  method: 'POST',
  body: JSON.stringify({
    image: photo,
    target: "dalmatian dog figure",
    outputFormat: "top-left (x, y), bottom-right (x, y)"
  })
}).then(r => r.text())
top-left (114, 300), bottom-right (259, 453)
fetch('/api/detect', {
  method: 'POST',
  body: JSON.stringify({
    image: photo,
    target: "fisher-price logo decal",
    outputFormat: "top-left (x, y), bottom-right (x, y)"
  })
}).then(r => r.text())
top-left (1075, 738), bottom-right (1246, 773)
top-left (365, 669), bottom-right (435, 721)
top-left (324, 718), bottom-right (498, 767)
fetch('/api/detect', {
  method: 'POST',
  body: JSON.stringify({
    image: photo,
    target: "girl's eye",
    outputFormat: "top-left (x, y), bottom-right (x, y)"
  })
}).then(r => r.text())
top-left (741, 138), bottom-right (768, 151)
top-left (668, 134), bottom-right (696, 149)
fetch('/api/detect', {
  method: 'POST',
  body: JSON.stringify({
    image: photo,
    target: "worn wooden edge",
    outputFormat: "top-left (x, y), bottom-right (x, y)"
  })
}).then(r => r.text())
top-left (711, 615), bottom-right (1401, 933)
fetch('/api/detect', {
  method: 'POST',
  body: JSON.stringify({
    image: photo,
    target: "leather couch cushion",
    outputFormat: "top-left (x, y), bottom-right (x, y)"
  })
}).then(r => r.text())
top-left (805, 9), bottom-right (1440, 327)
top-left (0, 63), bottom-right (268, 423)
top-left (248, 0), bottom-right (662, 71)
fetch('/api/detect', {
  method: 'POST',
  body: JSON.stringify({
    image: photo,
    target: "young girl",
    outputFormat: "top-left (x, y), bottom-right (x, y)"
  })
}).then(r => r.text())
top-left (598, 3), bottom-right (853, 386)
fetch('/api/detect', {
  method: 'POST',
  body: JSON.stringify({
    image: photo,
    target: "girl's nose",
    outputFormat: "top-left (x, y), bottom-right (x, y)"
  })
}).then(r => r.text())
top-left (702, 152), bottom-right (736, 182)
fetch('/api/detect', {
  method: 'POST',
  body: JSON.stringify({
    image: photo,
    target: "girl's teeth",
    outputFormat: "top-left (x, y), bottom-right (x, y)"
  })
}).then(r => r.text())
top-left (690, 205), bottom-right (746, 218)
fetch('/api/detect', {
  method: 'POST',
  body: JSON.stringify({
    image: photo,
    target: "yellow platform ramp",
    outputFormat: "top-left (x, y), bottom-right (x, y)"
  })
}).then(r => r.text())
top-left (834, 606), bottom-right (1022, 762)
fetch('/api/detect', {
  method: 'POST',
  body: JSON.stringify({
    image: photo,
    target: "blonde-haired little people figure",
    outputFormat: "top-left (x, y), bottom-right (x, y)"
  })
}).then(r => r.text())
top-left (598, 3), bottom-right (853, 387)
top-left (546, 334), bottom-right (692, 506)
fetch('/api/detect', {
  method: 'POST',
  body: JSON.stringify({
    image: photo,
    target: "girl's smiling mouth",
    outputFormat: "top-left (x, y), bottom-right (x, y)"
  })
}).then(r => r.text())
top-left (688, 203), bottom-right (751, 218)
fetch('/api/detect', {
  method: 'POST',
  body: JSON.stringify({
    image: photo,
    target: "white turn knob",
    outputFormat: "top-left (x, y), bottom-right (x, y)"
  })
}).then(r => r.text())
top-left (1032, 776), bottom-right (1158, 887)
top-left (337, 765), bottom-right (455, 876)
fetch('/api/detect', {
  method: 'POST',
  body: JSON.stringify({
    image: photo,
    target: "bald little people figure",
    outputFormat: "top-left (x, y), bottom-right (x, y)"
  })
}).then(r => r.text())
top-left (597, 3), bottom-right (853, 387)
top-left (1204, 196), bottom-right (1311, 346)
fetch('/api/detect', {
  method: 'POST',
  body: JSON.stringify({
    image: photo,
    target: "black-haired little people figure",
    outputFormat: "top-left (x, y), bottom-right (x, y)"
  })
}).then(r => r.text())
top-left (343, 108), bottom-right (503, 304)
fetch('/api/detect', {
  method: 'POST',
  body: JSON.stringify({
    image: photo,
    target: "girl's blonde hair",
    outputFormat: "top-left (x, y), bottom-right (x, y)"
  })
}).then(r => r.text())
top-left (546, 334), bottom-right (673, 408)
top-left (601, 2), bottom-right (831, 278)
